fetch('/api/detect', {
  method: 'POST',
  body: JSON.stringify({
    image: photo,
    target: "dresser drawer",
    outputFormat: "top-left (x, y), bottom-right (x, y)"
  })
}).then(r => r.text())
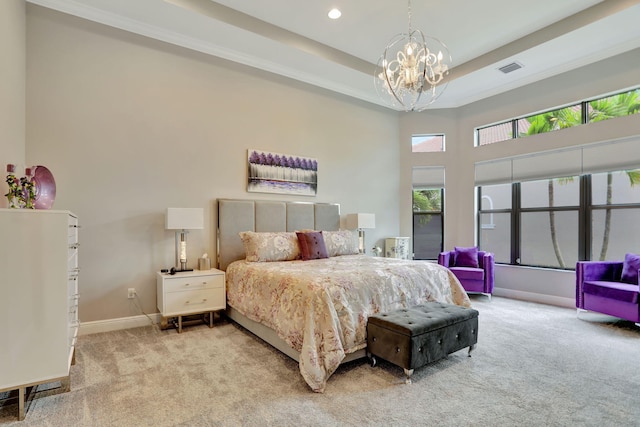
top-left (164, 274), bottom-right (224, 293)
top-left (67, 223), bottom-right (78, 243)
top-left (164, 287), bottom-right (225, 315)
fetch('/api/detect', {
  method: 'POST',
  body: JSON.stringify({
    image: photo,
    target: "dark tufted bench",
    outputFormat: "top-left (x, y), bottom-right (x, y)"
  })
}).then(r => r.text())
top-left (367, 302), bottom-right (479, 383)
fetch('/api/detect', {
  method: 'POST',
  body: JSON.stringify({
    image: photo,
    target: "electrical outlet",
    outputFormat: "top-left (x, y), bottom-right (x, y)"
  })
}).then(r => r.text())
top-left (128, 288), bottom-right (136, 299)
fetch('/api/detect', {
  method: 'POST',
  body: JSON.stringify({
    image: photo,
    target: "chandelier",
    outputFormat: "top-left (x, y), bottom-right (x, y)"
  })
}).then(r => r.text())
top-left (374, 0), bottom-right (452, 112)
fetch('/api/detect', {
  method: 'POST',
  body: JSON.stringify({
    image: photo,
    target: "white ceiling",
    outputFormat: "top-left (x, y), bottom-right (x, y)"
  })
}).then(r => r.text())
top-left (27, 0), bottom-right (640, 111)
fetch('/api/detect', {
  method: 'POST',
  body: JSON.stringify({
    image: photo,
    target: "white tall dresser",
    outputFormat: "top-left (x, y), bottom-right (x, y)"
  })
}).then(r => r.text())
top-left (0, 209), bottom-right (79, 420)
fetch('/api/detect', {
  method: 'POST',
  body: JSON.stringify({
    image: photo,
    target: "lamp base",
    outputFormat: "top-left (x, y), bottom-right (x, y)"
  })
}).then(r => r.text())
top-left (358, 230), bottom-right (366, 254)
top-left (175, 230), bottom-right (191, 272)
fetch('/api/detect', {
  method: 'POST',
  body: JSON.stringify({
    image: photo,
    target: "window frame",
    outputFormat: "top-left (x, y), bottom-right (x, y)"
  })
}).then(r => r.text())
top-left (477, 170), bottom-right (640, 270)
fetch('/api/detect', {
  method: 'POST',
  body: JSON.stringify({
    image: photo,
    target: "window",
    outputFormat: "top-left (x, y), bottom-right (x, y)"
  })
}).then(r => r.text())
top-left (477, 169), bottom-right (640, 269)
top-left (478, 184), bottom-right (511, 264)
top-left (588, 89), bottom-right (640, 123)
top-left (412, 134), bottom-right (444, 152)
top-left (590, 170), bottom-right (640, 260)
top-left (520, 177), bottom-right (580, 269)
top-left (476, 87), bottom-right (640, 146)
top-left (479, 212), bottom-right (511, 264)
top-left (413, 189), bottom-right (443, 260)
top-left (520, 210), bottom-right (579, 269)
top-left (477, 122), bottom-right (512, 146)
top-left (518, 104), bottom-right (581, 138)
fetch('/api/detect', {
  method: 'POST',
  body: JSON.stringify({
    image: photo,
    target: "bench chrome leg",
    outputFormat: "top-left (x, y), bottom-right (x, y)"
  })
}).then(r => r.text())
top-left (403, 368), bottom-right (414, 384)
top-left (367, 353), bottom-right (377, 367)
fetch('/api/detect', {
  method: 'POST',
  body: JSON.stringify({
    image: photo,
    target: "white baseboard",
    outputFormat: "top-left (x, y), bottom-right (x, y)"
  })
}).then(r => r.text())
top-left (494, 288), bottom-right (574, 309)
top-left (79, 313), bottom-right (161, 336)
top-left (78, 292), bottom-right (574, 336)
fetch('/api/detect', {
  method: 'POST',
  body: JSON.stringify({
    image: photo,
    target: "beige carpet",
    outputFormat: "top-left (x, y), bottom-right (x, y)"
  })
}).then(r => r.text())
top-left (1, 296), bottom-right (639, 426)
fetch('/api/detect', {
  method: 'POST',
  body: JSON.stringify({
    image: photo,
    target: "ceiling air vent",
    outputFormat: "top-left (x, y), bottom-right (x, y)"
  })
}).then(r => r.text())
top-left (498, 62), bottom-right (523, 74)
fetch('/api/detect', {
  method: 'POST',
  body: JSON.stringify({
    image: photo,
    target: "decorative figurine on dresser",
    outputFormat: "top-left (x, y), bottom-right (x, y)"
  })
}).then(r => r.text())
top-left (0, 208), bottom-right (79, 421)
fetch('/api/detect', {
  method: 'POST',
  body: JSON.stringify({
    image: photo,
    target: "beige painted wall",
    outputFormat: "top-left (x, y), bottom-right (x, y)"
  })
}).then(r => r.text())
top-left (0, 0), bottom-right (26, 207)
top-left (25, 5), bottom-right (400, 322)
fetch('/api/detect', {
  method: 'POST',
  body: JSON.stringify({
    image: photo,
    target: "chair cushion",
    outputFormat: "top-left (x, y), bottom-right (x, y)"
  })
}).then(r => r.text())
top-left (583, 280), bottom-right (639, 304)
top-left (620, 253), bottom-right (640, 285)
top-left (450, 266), bottom-right (484, 281)
top-left (454, 246), bottom-right (479, 268)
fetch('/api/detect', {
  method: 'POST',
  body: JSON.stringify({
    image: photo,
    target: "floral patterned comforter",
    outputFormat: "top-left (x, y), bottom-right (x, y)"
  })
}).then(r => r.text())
top-left (225, 255), bottom-right (470, 392)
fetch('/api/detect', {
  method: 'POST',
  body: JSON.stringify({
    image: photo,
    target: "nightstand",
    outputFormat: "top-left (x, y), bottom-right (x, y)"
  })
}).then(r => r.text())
top-left (156, 269), bottom-right (226, 333)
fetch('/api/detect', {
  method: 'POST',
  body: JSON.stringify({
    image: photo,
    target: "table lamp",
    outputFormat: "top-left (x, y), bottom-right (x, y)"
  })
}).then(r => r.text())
top-left (346, 213), bottom-right (376, 254)
top-left (166, 207), bottom-right (204, 272)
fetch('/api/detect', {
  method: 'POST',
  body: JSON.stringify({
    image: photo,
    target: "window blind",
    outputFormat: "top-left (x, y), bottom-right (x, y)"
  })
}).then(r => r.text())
top-left (475, 136), bottom-right (640, 185)
top-left (581, 136), bottom-right (640, 174)
top-left (412, 166), bottom-right (445, 188)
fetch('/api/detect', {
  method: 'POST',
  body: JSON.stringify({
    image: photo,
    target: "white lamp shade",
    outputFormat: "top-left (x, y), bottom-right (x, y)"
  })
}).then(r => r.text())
top-left (346, 213), bottom-right (375, 230)
top-left (166, 208), bottom-right (204, 230)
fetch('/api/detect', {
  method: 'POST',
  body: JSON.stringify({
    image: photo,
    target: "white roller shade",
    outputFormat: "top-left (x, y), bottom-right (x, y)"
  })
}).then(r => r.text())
top-left (412, 166), bottom-right (445, 188)
top-left (475, 159), bottom-right (512, 186)
top-left (512, 148), bottom-right (583, 181)
top-left (475, 136), bottom-right (640, 186)
top-left (582, 137), bottom-right (640, 174)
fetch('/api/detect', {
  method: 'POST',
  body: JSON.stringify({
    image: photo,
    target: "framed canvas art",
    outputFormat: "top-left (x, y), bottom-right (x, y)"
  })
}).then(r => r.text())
top-left (247, 149), bottom-right (318, 196)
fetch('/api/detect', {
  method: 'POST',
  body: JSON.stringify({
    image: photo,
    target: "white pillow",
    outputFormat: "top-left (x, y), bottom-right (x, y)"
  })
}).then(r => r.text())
top-left (323, 230), bottom-right (359, 257)
top-left (239, 231), bottom-right (301, 262)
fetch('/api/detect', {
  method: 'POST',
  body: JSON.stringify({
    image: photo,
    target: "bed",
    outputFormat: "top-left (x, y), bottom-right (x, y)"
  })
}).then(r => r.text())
top-left (217, 199), bottom-right (470, 392)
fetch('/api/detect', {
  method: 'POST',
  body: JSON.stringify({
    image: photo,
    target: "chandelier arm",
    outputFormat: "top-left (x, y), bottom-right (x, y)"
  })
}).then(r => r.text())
top-left (382, 45), bottom-right (407, 107)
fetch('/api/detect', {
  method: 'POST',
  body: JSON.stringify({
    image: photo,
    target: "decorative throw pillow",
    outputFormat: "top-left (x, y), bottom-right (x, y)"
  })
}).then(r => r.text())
top-left (454, 246), bottom-right (479, 268)
top-left (239, 231), bottom-right (301, 262)
top-left (620, 252), bottom-right (640, 285)
top-left (296, 231), bottom-right (329, 261)
top-left (323, 230), bottom-right (359, 257)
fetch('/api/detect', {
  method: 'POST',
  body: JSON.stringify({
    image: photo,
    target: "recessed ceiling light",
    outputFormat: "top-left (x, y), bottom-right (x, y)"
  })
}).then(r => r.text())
top-left (328, 8), bottom-right (342, 19)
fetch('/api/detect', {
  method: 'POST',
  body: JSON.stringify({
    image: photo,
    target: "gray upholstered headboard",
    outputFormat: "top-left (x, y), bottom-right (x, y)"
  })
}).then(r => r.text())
top-left (217, 199), bottom-right (340, 270)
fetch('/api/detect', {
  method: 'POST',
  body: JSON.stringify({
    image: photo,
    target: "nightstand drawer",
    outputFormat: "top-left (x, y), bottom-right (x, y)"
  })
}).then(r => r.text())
top-left (164, 274), bottom-right (224, 293)
top-left (164, 287), bottom-right (225, 315)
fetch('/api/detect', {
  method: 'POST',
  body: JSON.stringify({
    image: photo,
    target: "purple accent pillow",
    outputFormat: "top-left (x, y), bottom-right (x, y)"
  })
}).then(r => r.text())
top-left (620, 253), bottom-right (640, 285)
top-left (454, 246), bottom-right (479, 268)
top-left (296, 231), bottom-right (329, 261)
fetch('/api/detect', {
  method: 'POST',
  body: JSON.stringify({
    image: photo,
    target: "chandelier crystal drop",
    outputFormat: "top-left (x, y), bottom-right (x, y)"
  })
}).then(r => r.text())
top-left (374, 0), bottom-right (452, 112)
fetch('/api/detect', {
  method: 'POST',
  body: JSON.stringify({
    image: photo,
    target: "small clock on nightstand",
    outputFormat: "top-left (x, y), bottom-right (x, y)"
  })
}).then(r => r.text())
top-left (156, 269), bottom-right (226, 333)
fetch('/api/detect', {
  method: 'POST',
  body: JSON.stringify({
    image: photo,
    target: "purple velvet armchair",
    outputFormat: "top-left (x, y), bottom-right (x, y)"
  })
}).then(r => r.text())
top-left (576, 254), bottom-right (640, 324)
top-left (438, 247), bottom-right (495, 299)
